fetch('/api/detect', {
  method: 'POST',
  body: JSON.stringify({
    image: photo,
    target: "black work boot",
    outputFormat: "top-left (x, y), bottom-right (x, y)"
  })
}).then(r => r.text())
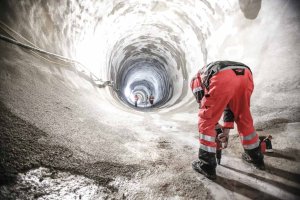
top-left (242, 147), bottom-right (265, 170)
top-left (192, 149), bottom-right (217, 180)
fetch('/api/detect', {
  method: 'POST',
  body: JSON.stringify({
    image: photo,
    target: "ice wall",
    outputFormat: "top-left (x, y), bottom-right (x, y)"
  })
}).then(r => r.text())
top-left (0, 0), bottom-right (299, 117)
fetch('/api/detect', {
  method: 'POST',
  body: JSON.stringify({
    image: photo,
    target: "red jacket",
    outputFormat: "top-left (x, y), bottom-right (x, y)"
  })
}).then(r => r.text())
top-left (191, 61), bottom-right (258, 153)
top-left (134, 95), bottom-right (139, 101)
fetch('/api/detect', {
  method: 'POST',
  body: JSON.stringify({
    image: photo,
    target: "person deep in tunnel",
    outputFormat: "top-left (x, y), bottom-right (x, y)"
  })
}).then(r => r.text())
top-left (134, 94), bottom-right (139, 107)
top-left (190, 61), bottom-right (264, 180)
top-left (149, 94), bottom-right (154, 107)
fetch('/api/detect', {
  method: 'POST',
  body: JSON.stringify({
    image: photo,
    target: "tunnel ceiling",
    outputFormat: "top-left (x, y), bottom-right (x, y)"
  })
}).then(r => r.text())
top-left (0, 0), bottom-right (224, 109)
top-left (2, 0), bottom-right (288, 111)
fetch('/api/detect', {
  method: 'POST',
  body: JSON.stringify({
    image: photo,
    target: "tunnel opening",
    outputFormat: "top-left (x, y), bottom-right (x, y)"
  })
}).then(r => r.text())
top-left (0, 0), bottom-right (280, 113)
top-left (108, 36), bottom-right (187, 110)
top-left (117, 58), bottom-right (172, 109)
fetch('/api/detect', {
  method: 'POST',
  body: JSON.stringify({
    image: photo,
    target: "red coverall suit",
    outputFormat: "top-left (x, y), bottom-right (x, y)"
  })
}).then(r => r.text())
top-left (191, 61), bottom-right (264, 180)
top-left (191, 77), bottom-right (228, 164)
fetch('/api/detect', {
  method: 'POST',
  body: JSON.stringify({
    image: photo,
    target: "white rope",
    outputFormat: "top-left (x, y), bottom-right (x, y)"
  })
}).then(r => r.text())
top-left (0, 21), bottom-right (115, 88)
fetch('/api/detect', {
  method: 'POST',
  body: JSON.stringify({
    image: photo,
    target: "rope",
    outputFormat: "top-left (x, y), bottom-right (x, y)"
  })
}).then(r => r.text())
top-left (0, 21), bottom-right (75, 67)
top-left (0, 21), bottom-right (115, 88)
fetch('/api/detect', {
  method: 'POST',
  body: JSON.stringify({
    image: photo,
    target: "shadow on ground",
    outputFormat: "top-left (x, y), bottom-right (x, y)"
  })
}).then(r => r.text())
top-left (222, 165), bottom-right (300, 196)
top-left (265, 149), bottom-right (299, 161)
top-left (0, 101), bottom-right (141, 189)
top-left (213, 174), bottom-right (281, 200)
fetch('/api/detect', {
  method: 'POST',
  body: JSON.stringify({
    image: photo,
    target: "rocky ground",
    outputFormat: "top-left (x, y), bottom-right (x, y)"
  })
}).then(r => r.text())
top-left (1, 98), bottom-right (300, 199)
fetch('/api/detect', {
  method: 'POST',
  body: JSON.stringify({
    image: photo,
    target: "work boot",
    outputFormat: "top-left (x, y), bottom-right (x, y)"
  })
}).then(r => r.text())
top-left (192, 149), bottom-right (217, 180)
top-left (243, 147), bottom-right (265, 170)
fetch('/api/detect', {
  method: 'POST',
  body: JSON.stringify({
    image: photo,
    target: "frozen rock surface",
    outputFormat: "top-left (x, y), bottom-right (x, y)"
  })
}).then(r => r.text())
top-left (0, 167), bottom-right (108, 200)
top-left (0, 0), bottom-right (299, 199)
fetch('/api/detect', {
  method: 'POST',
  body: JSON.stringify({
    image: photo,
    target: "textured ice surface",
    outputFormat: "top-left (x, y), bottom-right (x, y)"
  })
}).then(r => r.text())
top-left (0, 168), bottom-right (107, 200)
top-left (0, 0), bottom-right (299, 199)
top-left (2, 0), bottom-right (298, 111)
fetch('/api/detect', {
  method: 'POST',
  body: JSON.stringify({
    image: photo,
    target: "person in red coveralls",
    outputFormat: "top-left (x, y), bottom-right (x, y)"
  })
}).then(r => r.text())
top-left (190, 61), bottom-right (264, 180)
top-left (134, 94), bottom-right (139, 107)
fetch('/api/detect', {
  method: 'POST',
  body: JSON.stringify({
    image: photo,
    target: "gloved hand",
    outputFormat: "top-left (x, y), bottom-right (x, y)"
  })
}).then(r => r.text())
top-left (218, 128), bottom-right (230, 148)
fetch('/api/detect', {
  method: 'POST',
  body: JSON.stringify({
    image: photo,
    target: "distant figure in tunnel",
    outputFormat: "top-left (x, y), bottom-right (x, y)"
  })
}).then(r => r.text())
top-left (145, 95), bottom-right (149, 106)
top-left (149, 95), bottom-right (154, 107)
top-left (134, 94), bottom-right (139, 107)
top-left (190, 61), bottom-right (264, 180)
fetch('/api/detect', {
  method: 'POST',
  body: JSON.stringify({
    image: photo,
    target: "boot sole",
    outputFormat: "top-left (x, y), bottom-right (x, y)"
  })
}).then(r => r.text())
top-left (241, 153), bottom-right (266, 170)
top-left (192, 162), bottom-right (217, 180)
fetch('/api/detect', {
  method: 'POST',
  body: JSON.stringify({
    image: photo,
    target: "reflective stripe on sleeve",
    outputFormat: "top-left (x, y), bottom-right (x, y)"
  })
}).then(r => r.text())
top-left (243, 140), bottom-right (260, 150)
top-left (199, 134), bottom-right (216, 142)
top-left (241, 131), bottom-right (257, 141)
top-left (200, 144), bottom-right (216, 153)
top-left (192, 87), bottom-right (203, 94)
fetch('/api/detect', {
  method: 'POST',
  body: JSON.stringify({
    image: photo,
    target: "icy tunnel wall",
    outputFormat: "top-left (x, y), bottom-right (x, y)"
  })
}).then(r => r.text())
top-left (0, 0), bottom-right (299, 117)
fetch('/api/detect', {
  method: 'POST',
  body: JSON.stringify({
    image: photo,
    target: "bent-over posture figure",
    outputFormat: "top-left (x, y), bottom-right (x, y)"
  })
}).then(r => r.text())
top-left (190, 61), bottom-right (264, 180)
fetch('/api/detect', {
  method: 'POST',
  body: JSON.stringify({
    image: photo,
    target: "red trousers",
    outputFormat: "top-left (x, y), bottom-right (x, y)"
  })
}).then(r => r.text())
top-left (198, 69), bottom-right (259, 153)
